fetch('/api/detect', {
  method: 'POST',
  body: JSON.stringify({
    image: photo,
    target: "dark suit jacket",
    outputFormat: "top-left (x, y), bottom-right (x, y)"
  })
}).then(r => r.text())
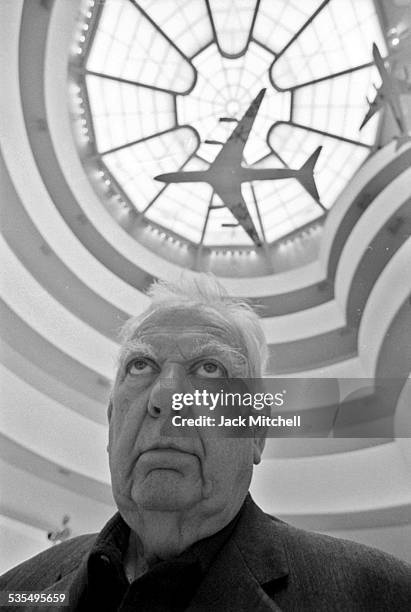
top-left (1, 497), bottom-right (410, 611)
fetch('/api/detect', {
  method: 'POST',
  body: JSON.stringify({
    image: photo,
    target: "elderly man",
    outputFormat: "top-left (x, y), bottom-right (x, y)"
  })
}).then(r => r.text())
top-left (1, 276), bottom-right (411, 611)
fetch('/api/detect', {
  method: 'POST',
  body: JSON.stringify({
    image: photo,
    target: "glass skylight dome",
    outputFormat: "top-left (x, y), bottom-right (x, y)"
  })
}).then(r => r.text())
top-left (72, 0), bottom-right (386, 249)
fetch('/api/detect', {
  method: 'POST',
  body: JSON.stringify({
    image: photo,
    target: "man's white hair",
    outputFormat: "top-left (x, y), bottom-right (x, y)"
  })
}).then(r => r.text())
top-left (119, 274), bottom-right (268, 377)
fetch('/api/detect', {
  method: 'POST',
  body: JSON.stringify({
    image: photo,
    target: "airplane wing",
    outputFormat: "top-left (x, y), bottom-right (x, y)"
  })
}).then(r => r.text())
top-left (360, 93), bottom-right (384, 130)
top-left (211, 89), bottom-right (266, 170)
top-left (214, 185), bottom-right (262, 246)
top-left (364, 42), bottom-right (411, 130)
top-left (360, 44), bottom-right (391, 129)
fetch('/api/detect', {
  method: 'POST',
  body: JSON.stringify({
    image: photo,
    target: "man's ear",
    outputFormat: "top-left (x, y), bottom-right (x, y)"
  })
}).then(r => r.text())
top-left (252, 430), bottom-right (267, 465)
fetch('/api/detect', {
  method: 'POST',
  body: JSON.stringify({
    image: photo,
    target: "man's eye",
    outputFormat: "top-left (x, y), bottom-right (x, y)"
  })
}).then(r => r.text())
top-left (126, 359), bottom-right (155, 376)
top-left (192, 361), bottom-right (226, 378)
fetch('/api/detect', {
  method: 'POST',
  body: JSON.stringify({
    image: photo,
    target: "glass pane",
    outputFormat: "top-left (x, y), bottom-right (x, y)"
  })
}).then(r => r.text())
top-left (87, 0), bottom-right (196, 94)
top-left (208, 0), bottom-right (259, 56)
top-left (103, 126), bottom-right (199, 211)
top-left (271, 0), bottom-right (386, 89)
top-left (138, 0), bottom-right (213, 58)
top-left (177, 42), bottom-right (290, 165)
top-left (87, 75), bottom-right (175, 152)
top-left (254, 0), bottom-right (323, 53)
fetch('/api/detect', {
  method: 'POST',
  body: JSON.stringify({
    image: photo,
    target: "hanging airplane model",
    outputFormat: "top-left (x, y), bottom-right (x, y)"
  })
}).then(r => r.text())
top-left (154, 88), bottom-right (323, 247)
top-left (360, 43), bottom-right (411, 149)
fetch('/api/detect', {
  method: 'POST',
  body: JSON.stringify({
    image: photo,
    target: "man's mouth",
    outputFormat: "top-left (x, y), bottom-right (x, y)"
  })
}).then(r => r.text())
top-left (138, 445), bottom-right (198, 472)
top-left (139, 442), bottom-right (196, 458)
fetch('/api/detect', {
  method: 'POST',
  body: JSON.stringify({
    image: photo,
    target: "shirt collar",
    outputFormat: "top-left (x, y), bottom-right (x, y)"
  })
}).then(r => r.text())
top-left (88, 497), bottom-right (246, 577)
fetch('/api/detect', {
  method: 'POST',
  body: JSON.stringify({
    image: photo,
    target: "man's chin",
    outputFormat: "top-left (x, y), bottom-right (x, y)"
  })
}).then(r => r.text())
top-left (133, 471), bottom-right (201, 511)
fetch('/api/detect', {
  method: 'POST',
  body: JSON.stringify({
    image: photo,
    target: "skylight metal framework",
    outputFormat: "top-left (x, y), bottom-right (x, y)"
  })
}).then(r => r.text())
top-left (71, 0), bottom-right (386, 249)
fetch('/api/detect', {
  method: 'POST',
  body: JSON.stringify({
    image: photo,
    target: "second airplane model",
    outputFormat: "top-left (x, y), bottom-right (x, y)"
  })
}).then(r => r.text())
top-left (155, 89), bottom-right (323, 247)
top-left (360, 43), bottom-right (411, 149)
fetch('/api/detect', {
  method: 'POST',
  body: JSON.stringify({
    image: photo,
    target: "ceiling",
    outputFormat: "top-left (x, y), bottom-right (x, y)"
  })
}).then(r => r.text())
top-left (70, 0), bottom-right (387, 268)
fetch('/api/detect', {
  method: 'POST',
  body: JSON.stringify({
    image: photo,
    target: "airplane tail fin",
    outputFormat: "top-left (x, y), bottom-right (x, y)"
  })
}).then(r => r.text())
top-left (297, 146), bottom-right (322, 201)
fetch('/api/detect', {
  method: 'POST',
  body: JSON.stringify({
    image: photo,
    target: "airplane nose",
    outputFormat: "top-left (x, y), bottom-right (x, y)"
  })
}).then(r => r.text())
top-left (154, 173), bottom-right (166, 182)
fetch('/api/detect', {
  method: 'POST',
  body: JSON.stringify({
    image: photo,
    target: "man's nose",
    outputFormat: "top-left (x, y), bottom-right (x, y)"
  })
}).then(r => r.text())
top-left (147, 362), bottom-right (188, 419)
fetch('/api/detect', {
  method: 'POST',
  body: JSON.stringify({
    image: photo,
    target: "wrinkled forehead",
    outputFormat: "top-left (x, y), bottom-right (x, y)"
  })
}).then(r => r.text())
top-left (123, 305), bottom-right (246, 358)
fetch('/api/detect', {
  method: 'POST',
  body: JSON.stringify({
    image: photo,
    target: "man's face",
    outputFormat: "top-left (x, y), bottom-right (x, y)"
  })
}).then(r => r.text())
top-left (108, 307), bottom-right (265, 522)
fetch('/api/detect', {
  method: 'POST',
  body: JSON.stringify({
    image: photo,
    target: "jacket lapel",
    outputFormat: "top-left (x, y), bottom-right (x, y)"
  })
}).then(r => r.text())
top-left (187, 496), bottom-right (288, 612)
top-left (22, 543), bottom-right (91, 612)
